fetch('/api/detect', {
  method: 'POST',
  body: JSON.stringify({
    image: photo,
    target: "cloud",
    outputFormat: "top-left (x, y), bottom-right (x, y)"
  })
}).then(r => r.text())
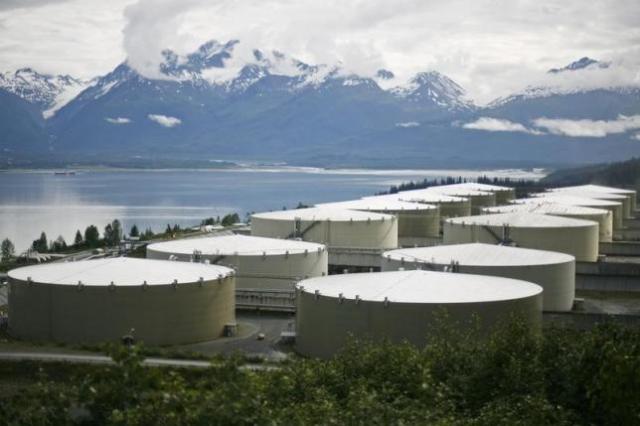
top-left (532, 115), bottom-right (640, 137)
top-left (633, 133), bottom-right (640, 141)
top-left (1, 0), bottom-right (640, 103)
top-left (395, 122), bottom-right (420, 128)
top-left (147, 114), bottom-right (181, 127)
top-left (462, 117), bottom-right (543, 134)
top-left (0, 0), bottom-right (72, 11)
top-left (105, 117), bottom-right (131, 124)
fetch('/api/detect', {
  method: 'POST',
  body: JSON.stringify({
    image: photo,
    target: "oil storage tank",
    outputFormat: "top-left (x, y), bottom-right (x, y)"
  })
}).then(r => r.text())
top-left (365, 191), bottom-right (471, 219)
top-left (295, 270), bottom-right (542, 359)
top-left (443, 212), bottom-right (599, 262)
top-left (316, 198), bottom-right (440, 246)
top-left (382, 243), bottom-right (575, 311)
top-left (251, 207), bottom-right (397, 250)
top-left (147, 234), bottom-right (327, 291)
top-left (426, 186), bottom-right (497, 213)
top-left (483, 202), bottom-right (613, 242)
top-left (251, 207), bottom-right (398, 271)
top-left (433, 182), bottom-right (516, 204)
top-left (526, 194), bottom-right (624, 228)
top-left (7, 258), bottom-right (235, 345)
top-left (549, 184), bottom-right (636, 217)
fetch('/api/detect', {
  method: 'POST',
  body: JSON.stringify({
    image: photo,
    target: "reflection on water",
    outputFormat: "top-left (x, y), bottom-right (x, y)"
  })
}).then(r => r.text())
top-left (0, 168), bottom-right (544, 251)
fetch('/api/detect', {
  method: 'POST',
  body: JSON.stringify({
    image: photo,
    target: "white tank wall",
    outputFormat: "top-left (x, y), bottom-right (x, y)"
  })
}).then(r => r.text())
top-left (147, 247), bottom-right (327, 290)
top-left (8, 275), bottom-right (235, 345)
top-left (526, 195), bottom-right (624, 229)
top-left (382, 256), bottom-right (575, 312)
top-left (484, 205), bottom-right (613, 242)
top-left (295, 279), bottom-right (541, 359)
top-left (251, 216), bottom-right (398, 250)
top-left (443, 221), bottom-right (599, 262)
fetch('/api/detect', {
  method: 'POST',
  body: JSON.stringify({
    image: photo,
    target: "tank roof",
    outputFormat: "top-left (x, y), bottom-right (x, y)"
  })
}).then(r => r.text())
top-left (147, 234), bottom-right (325, 256)
top-left (483, 202), bottom-right (609, 216)
top-left (541, 190), bottom-right (626, 201)
top-left (515, 195), bottom-right (621, 207)
top-left (550, 184), bottom-right (635, 195)
top-left (252, 207), bottom-right (395, 222)
top-left (365, 191), bottom-right (468, 204)
top-left (383, 243), bottom-right (574, 267)
top-left (446, 212), bottom-right (597, 228)
top-left (316, 198), bottom-right (437, 212)
top-left (297, 270), bottom-right (542, 303)
top-left (434, 182), bottom-right (514, 193)
top-left (427, 187), bottom-right (494, 197)
top-left (8, 258), bottom-right (233, 286)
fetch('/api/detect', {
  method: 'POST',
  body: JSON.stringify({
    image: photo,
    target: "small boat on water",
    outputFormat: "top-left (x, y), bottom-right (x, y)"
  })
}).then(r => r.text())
top-left (54, 171), bottom-right (76, 176)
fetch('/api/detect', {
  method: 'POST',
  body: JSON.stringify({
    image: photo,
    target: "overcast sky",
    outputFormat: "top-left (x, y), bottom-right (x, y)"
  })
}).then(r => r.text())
top-left (0, 0), bottom-right (638, 104)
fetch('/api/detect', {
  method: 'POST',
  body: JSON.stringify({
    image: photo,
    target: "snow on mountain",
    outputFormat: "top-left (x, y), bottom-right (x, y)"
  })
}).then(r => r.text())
top-left (0, 68), bottom-right (91, 118)
top-left (488, 57), bottom-right (622, 108)
top-left (390, 71), bottom-right (474, 111)
top-left (548, 57), bottom-right (609, 74)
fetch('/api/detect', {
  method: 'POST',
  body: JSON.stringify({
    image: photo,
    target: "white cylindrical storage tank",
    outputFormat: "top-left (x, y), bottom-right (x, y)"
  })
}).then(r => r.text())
top-left (382, 243), bottom-right (575, 312)
top-left (295, 270), bottom-right (542, 359)
top-left (526, 194), bottom-right (624, 228)
top-left (549, 184), bottom-right (636, 217)
top-left (435, 182), bottom-right (516, 204)
top-left (546, 189), bottom-right (630, 219)
top-left (365, 191), bottom-right (471, 219)
top-left (7, 258), bottom-right (235, 345)
top-left (443, 212), bottom-right (599, 262)
top-left (426, 187), bottom-right (497, 213)
top-left (316, 198), bottom-right (440, 244)
top-left (251, 207), bottom-right (398, 250)
top-left (483, 202), bottom-right (613, 242)
top-left (147, 235), bottom-right (327, 290)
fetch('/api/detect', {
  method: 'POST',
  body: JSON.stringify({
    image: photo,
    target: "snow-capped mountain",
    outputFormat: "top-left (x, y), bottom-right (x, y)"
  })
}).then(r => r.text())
top-left (487, 57), bottom-right (622, 109)
top-left (548, 57), bottom-right (609, 74)
top-left (0, 68), bottom-right (92, 119)
top-left (1, 47), bottom-right (639, 168)
top-left (391, 71), bottom-right (473, 111)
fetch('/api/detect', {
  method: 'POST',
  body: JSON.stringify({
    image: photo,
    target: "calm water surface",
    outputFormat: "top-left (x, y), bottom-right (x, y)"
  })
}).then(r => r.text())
top-left (0, 168), bottom-right (544, 251)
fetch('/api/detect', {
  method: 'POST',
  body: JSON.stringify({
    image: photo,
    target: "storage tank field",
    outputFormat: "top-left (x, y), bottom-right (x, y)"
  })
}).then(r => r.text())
top-left (518, 195), bottom-right (624, 229)
top-left (365, 191), bottom-right (471, 219)
top-left (483, 202), bottom-right (613, 242)
top-left (7, 258), bottom-right (235, 345)
top-left (549, 184), bottom-right (636, 217)
top-left (251, 207), bottom-right (398, 251)
top-left (316, 198), bottom-right (440, 245)
top-left (426, 186), bottom-right (497, 213)
top-left (443, 212), bottom-right (599, 262)
top-left (382, 243), bottom-right (575, 311)
top-left (543, 190), bottom-right (630, 219)
top-left (295, 270), bottom-right (543, 358)
top-left (437, 182), bottom-right (516, 204)
top-left (146, 234), bottom-right (328, 291)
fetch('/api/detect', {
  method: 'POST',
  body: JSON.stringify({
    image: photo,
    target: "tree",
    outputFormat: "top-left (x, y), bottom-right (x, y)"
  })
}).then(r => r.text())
top-left (74, 230), bottom-right (83, 246)
top-left (165, 224), bottom-right (172, 234)
top-left (129, 224), bottom-right (139, 238)
top-left (103, 220), bottom-right (123, 247)
top-left (51, 235), bottom-right (67, 252)
top-left (84, 225), bottom-right (100, 248)
top-left (1, 238), bottom-right (15, 260)
top-left (221, 213), bottom-right (240, 227)
top-left (31, 232), bottom-right (48, 253)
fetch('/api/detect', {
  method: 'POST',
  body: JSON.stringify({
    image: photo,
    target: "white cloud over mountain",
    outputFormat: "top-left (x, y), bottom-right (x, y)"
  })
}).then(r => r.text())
top-left (462, 117), bottom-right (543, 135)
top-left (532, 115), bottom-right (640, 138)
top-left (148, 114), bottom-right (181, 127)
top-left (0, 0), bottom-right (639, 103)
top-left (105, 117), bottom-right (131, 124)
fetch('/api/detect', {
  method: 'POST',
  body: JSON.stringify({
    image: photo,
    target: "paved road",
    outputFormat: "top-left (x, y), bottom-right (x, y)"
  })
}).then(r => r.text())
top-left (0, 351), bottom-right (274, 371)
